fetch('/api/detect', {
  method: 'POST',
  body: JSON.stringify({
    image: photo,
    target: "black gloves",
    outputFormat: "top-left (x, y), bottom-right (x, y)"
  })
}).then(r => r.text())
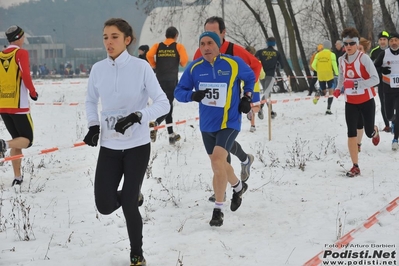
top-left (191, 89), bottom-right (210, 102)
top-left (30, 92), bottom-right (38, 101)
top-left (381, 67), bottom-right (391, 75)
top-left (114, 113), bottom-right (141, 134)
top-left (239, 95), bottom-right (252, 114)
top-left (83, 125), bottom-right (100, 147)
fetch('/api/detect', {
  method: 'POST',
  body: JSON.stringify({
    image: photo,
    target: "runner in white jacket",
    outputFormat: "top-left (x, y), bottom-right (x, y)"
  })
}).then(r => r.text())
top-left (83, 18), bottom-right (169, 266)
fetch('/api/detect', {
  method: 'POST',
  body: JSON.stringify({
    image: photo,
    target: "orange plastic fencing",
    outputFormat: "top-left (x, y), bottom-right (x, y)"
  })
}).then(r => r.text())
top-left (0, 142), bottom-right (86, 163)
top-left (303, 196), bottom-right (399, 266)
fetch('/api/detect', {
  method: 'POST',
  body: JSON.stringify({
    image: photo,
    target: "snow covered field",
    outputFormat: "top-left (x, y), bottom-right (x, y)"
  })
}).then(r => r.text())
top-left (0, 78), bottom-right (398, 266)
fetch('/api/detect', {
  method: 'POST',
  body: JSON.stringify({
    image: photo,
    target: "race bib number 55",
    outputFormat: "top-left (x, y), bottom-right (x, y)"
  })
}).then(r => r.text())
top-left (100, 109), bottom-right (132, 140)
top-left (198, 82), bottom-right (227, 108)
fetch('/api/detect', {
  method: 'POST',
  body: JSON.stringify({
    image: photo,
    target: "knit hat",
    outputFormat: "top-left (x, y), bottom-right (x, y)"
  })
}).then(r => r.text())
top-left (267, 37), bottom-right (276, 47)
top-left (138, 45), bottom-right (149, 52)
top-left (317, 44), bottom-right (324, 51)
top-left (199, 31), bottom-right (220, 48)
top-left (6, 25), bottom-right (24, 42)
top-left (378, 31), bottom-right (389, 39)
top-left (322, 40), bottom-right (332, 49)
top-left (389, 32), bottom-right (399, 40)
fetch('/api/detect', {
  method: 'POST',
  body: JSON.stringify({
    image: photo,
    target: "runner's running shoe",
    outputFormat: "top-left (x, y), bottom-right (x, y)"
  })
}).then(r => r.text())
top-left (230, 182), bottom-right (248, 212)
top-left (241, 154), bottom-right (254, 182)
top-left (392, 139), bottom-right (399, 151)
top-left (169, 133), bottom-right (181, 145)
top-left (346, 165), bottom-right (360, 177)
top-left (209, 208), bottom-right (224, 227)
top-left (149, 121), bottom-right (158, 142)
top-left (372, 126), bottom-right (380, 146)
top-left (130, 255), bottom-right (146, 266)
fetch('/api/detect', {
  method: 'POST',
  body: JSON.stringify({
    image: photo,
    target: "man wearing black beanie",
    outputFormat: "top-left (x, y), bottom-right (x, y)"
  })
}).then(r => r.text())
top-left (137, 44), bottom-right (149, 62)
top-left (374, 32), bottom-right (399, 150)
top-left (370, 30), bottom-right (390, 132)
top-left (0, 25), bottom-right (39, 186)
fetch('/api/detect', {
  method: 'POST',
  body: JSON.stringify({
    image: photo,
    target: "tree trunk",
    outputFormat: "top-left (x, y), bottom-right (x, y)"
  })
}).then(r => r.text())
top-left (378, 0), bottom-right (397, 34)
top-left (336, 0), bottom-right (346, 29)
top-left (346, 0), bottom-right (364, 34)
top-left (362, 0), bottom-right (373, 41)
top-left (241, 0), bottom-right (269, 40)
top-left (279, 0), bottom-right (311, 91)
top-left (319, 0), bottom-right (340, 42)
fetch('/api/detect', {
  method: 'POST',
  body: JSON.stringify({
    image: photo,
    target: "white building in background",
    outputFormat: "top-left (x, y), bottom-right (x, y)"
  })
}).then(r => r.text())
top-left (137, 1), bottom-right (288, 60)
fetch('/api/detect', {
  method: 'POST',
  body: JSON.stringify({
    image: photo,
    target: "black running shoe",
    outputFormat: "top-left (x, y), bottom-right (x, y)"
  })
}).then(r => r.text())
top-left (149, 121), bottom-right (158, 142)
top-left (130, 254), bottom-right (146, 266)
top-left (138, 192), bottom-right (144, 207)
top-left (169, 133), bottom-right (181, 145)
top-left (12, 178), bottom-right (23, 186)
top-left (209, 208), bottom-right (224, 227)
top-left (230, 182), bottom-right (248, 212)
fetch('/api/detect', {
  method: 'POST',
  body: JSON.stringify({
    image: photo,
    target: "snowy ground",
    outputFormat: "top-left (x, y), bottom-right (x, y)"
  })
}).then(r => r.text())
top-left (0, 78), bottom-right (398, 266)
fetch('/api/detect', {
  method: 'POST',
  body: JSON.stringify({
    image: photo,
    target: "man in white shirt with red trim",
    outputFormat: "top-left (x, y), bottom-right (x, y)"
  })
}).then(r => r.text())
top-left (374, 32), bottom-right (399, 151)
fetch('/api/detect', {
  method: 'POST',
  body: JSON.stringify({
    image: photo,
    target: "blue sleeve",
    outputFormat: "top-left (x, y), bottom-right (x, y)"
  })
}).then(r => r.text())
top-left (236, 57), bottom-right (255, 95)
top-left (174, 64), bottom-right (195, 103)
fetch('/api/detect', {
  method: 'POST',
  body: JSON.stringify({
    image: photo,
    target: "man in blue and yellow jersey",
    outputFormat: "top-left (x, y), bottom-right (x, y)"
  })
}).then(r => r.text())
top-left (147, 26), bottom-right (188, 145)
top-left (175, 32), bottom-right (255, 227)
top-left (0, 25), bottom-right (38, 186)
top-left (312, 40), bottom-right (339, 114)
top-left (193, 16), bottom-right (258, 203)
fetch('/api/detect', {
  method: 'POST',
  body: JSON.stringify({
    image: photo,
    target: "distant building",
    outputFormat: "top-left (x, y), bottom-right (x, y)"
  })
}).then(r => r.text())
top-left (0, 32), bottom-right (65, 65)
top-left (1, 31), bottom-right (105, 75)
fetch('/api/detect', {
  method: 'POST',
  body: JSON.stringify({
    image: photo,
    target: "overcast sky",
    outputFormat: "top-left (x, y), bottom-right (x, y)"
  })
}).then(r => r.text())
top-left (0, 0), bottom-right (29, 8)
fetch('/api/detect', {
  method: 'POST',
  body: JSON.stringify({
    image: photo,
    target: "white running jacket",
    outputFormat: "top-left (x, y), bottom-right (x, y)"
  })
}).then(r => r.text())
top-left (86, 50), bottom-right (170, 150)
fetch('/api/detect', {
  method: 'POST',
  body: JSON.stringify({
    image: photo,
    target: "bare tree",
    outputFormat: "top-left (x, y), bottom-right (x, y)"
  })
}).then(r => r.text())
top-left (345, 0), bottom-right (374, 40)
top-left (240, 0), bottom-right (269, 42)
top-left (134, 0), bottom-right (398, 94)
top-left (362, 0), bottom-right (374, 41)
top-left (346, 0), bottom-right (364, 32)
top-left (319, 0), bottom-right (340, 43)
top-left (273, 0), bottom-right (306, 92)
top-left (286, 0), bottom-right (312, 91)
top-left (336, 0), bottom-right (346, 29)
top-left (378, 0), bottom-right (397, 33)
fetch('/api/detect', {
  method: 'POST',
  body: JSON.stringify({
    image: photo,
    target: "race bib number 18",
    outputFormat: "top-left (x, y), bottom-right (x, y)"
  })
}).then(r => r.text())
top-left (198, 82), bottom-right (228, 108)
top-left (100, 109), bottom-right (132, 140)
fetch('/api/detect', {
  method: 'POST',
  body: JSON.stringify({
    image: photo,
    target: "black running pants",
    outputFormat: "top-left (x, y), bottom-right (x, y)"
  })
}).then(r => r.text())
top-left (94, 143), bottom-right (150, 256)
top-left (345, 99), bottom-right (375, 138)
top-left (384, 92), bottom-right (399, 139)
top-left (377, 81), bottom-right (390, 127)
top-left (156, 80), bottom-right (177, 134)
